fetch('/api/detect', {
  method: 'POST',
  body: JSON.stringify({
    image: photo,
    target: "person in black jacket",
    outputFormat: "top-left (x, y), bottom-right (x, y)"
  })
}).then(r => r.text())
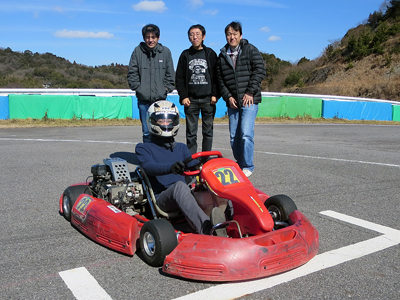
top-left (218, 21), bottom-right (266, 177)
top-left (127, 24), bottom-right (175, 143)
top-left (175, 24), bottom-right (219, 154)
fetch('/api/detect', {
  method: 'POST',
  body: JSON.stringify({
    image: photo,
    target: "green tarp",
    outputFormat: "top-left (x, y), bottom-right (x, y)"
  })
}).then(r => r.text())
top-left (393, 105), bottom-right (400, 122)
top-left (258, 96), bottom-right (322, 118)
top-left (9, 94), bottom-right (132, 119)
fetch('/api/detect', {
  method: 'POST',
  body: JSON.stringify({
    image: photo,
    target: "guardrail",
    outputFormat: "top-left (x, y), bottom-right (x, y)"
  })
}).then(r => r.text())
top-left (0, 89), bottom-right (399, 121)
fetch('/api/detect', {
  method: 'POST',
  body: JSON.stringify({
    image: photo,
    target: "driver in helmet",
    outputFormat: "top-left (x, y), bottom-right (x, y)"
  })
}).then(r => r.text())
top-left (135, 100), bottom-right (226, 236)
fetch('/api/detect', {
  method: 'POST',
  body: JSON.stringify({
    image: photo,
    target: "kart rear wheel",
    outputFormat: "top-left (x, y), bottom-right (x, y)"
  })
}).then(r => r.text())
top-left (140, 219), bottom-right (178, 267)
top-left (264, 194), bottom-right (297, 226)
top-left (62, 185), bottom-right (91, 222)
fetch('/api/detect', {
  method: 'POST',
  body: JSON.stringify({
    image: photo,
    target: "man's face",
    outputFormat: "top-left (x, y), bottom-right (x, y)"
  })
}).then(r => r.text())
top-left (189, 28), bottom-right (205, 49)
top-left (144, 32), bottom-right (160, 49)
top-left (156, 119), bottom-right (172, 126)
top-left (225, 27), bottom-right (242, 48)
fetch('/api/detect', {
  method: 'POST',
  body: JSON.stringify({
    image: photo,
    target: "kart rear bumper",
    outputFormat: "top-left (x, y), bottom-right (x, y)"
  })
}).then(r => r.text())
top-left (162, 210), bottom-right (319, 282)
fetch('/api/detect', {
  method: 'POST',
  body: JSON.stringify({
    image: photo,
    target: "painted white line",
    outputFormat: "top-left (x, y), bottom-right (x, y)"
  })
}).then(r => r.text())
top-left (257, 150), bottom-right (400, 168)
top-left (0, 137), bottom-right (136, 145)
top-left (2, 137), bottom-right (398, 168)
top-left (172, 211), bottom-right (400, 300)
top-left (320, 210), bottom-right (400, 238)
top-left (59, 267), bottom-right (113, 300)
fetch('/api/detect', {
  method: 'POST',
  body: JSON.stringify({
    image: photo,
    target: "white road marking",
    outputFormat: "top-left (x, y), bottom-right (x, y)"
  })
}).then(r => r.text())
top-left (2, 137), bottom-right (398, 168)
top-left (172, 211), bottom-right (400, 300)
top-left (59, 267), bottom-right (113, 300)
top-left (0, 137), bottom-right (136, 144)
top-left (257, 150), bottom-right (400, 168)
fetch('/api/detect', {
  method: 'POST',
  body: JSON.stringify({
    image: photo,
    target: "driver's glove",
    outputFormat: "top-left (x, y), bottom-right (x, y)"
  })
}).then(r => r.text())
top-left (170, 161), bottom-right (185, 174)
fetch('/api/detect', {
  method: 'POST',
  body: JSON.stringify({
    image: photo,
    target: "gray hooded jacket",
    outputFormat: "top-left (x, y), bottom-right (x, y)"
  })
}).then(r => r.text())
top-left (127, 42), bottom-right (175, 102)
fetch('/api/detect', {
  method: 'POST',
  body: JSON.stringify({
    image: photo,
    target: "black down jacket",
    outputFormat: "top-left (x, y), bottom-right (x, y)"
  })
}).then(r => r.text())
top-left (218, 39), bottom-right (266, 107)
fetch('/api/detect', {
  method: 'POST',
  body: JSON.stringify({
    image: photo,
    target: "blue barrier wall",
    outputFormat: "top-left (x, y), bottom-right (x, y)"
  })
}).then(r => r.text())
top-left (322, 100), bottom-right (393, 121)
top-left (0, 96), bottom-right (9, 120)
top-left (131, 95), bottom-right (228, 119)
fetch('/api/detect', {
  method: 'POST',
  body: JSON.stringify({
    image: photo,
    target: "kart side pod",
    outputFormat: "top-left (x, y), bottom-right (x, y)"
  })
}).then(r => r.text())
top-left (70, 194), bottom-right (140, 256)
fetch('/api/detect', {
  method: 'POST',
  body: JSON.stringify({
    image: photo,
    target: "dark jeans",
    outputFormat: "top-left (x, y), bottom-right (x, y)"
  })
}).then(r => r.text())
top-left (184, 97), bottom-right (216, 154)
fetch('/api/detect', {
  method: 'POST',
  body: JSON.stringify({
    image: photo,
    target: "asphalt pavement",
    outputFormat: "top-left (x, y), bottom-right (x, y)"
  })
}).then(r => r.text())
top-left (0, 123), bottom-right (399, 299)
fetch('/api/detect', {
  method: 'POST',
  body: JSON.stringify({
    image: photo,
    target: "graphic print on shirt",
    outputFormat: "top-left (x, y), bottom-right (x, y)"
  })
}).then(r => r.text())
top-left (189, 59), bottom-right (208, 85)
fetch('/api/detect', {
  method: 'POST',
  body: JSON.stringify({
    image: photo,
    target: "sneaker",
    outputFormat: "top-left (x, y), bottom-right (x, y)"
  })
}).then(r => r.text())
top-left (243, 169), bottom-right (253, 178)
top-left (210, 207), bottom-right (227, 237)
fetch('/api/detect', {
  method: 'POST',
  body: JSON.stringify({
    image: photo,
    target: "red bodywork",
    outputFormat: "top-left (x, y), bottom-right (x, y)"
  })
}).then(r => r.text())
top-left (59, 151), bottom-right (319, 282)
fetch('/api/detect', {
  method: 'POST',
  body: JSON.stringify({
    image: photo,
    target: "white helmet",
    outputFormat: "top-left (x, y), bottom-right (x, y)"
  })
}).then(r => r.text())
top-left (147, 100), bottom-right (180, 138)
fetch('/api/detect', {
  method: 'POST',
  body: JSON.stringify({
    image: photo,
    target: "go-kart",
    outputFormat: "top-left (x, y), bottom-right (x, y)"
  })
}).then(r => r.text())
top-left (59, 151), bottom-right (319, 282)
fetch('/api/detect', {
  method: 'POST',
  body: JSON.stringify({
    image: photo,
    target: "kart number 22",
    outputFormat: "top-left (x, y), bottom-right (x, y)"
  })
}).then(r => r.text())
top-left (214, 167), bottom-right (240, 186)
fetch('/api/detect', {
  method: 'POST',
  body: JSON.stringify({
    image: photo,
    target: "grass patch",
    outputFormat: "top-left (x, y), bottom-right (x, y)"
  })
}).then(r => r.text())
top-left (0, 116), bottom-right (398, 128)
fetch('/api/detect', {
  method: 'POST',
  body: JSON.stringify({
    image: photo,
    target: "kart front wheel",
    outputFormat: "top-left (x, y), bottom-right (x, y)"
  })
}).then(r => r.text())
top-left (140, 219), bottom-right (178, 267)
top-left (62, 185), bottom-right (91, 222)
top-left (264, 194), bottom-right (297, 227)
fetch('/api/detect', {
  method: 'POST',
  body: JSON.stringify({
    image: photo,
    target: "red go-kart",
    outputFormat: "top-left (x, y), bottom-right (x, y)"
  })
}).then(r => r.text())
top-left (59, 151), bottom-right (319, 282)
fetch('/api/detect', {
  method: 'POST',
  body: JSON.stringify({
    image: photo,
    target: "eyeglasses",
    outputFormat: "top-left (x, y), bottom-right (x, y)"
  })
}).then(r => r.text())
top-left (189, 33), bottom-right (202, 38)
top-left (226, 31), bottom-right (240, 37)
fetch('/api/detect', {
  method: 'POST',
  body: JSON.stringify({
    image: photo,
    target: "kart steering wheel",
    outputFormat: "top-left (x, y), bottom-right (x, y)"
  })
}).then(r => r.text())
top-left (182, 151), bottom-right (223, 176)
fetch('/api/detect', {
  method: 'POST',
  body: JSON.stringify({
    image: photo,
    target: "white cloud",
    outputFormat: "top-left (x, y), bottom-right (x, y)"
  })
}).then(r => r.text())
top-left (132, 1), bottom-right (167, 13)
top-left (202, 9), bottom-right (218, 15)
top-left (260, 26), bottom-right (271, 33)
top-left (188, 0), bottom-right (204, 9)
top-left (54, 30), bottom-right (115, 39)
top-left (268, 35), bottom-right (281, 41)
top-left (53, 6), bottom-right (64, 13)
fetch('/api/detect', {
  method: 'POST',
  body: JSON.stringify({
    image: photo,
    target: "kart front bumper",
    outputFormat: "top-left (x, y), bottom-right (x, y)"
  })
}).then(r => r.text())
top-left (162, 210), bottom-right (319, 282)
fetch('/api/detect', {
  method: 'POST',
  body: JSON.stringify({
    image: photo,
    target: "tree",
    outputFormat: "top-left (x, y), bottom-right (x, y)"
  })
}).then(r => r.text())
top-left (385, 0), bottom-right (400, 20)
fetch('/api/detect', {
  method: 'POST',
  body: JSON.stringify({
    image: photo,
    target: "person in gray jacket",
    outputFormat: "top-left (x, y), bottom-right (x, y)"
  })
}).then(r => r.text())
top-left (127, 24), bottom-right (175, 143)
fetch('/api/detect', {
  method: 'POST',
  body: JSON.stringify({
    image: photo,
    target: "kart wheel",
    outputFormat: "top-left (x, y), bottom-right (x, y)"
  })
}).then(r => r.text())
top-left (140, 219), bottom-right (178, 267)
top-left (264, 194), bottom-right (297, 225)
top-left (62, 185), bottom-right (91, 222)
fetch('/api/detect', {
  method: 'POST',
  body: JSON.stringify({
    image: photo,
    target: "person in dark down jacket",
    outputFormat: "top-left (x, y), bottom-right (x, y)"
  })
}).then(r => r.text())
top-left (218, 21), bottom-right (266, 178)
top-left (175, 24), bottom-right (220, 154)
top-left (127, 24), bottom-right (175, 143)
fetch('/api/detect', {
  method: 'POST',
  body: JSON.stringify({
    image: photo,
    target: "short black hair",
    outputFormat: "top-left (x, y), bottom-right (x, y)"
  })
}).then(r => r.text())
top-left (225, 21), bottom-right (242, 35)
top-left (142, 24), bottom-right (160, 39)
top-left (188, 24), bottom-right (206, 36)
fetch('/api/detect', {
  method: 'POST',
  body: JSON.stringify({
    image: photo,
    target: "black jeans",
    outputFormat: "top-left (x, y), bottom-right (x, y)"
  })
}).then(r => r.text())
top-left (184, 97), bottom-right (216, 154)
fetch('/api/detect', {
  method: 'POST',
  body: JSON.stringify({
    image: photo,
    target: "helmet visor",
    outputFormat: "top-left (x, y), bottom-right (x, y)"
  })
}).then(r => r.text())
top-left (151, 112), bottom-right (179, 133)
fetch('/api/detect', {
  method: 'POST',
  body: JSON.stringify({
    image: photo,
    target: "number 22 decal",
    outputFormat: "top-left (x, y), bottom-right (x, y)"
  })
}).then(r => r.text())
top-left (214, 168), bottom-right (240, 186)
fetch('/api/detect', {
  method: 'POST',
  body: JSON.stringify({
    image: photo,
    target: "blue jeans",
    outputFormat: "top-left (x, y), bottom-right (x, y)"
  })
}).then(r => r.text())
top-left (137, 100), bottom-right (151, 143)
top-left (228, 104), bottom-right (258, 172)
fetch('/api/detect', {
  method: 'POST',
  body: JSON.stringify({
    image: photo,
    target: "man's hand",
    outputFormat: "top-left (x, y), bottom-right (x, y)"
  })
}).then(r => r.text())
top-left (170, 161), bottom-right (185, 174)
top-left (228, 96), bottom-right (238, 109)
top-left (242, 93), bottom-right (254, 107)
top-left (182, 98), bottom-right (191, 107)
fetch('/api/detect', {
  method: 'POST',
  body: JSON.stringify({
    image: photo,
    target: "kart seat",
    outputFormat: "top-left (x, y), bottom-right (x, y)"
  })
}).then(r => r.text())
top-left (136, 166), bottom-right (182, 219)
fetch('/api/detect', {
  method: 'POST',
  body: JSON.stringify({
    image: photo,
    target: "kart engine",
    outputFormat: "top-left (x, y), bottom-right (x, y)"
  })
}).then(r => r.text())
top-left (90, 158), bottom-right (145, 215)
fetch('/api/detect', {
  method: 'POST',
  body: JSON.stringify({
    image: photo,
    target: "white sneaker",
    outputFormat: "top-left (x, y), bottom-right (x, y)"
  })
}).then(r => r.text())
top-left (243, 169), bottom-right (253, 178)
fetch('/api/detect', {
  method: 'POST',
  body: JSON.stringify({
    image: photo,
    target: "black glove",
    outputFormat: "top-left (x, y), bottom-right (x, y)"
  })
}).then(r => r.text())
top-left (170, 161), bottom-right (185, 175)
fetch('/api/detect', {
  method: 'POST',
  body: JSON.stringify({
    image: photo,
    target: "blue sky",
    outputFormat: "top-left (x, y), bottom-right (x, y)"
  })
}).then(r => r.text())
top-left (1, 0), bottom-right (387, 67)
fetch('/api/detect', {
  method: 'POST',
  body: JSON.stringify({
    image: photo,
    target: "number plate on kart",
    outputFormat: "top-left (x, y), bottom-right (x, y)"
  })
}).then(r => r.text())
top-left (213, 167), bottom-right (242, 186)
top-left (74, 196), bottom-right (93, 216)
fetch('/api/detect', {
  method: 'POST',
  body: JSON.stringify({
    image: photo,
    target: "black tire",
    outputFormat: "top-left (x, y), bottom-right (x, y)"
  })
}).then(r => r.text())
top-left (264, 194), bottom-right (297, 224)
top-left (140, 219), bottom-right (178, 267)
top-left (62, 185), bottom-right (91, 222)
